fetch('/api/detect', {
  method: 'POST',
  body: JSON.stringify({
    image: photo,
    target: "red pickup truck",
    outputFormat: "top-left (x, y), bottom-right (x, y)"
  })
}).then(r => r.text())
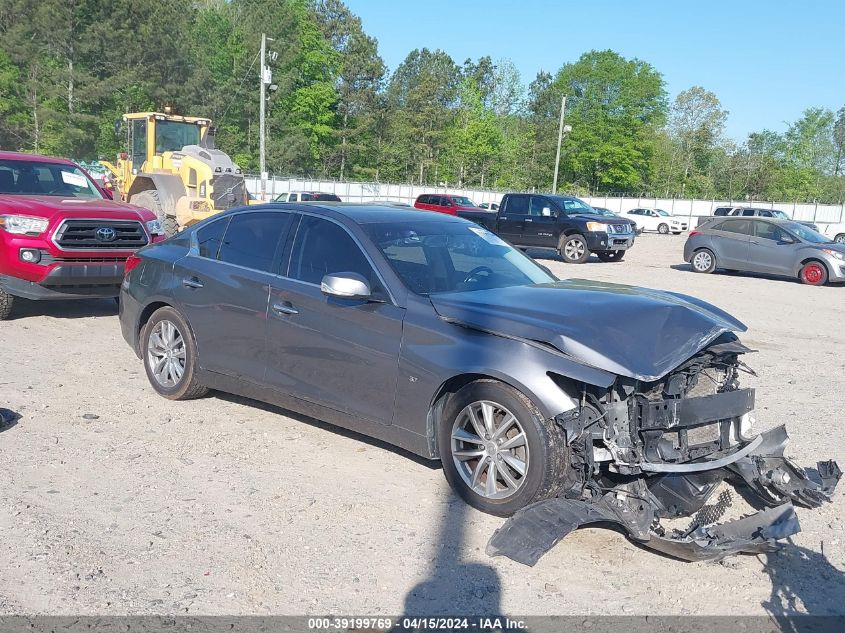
top-left (0, 151), bottom-right (166, 319)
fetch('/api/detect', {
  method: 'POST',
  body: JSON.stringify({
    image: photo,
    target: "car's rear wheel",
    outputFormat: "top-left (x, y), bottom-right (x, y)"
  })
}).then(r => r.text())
top-left (596, 250), bottom-right (625, 262)
top-left (835, 234), bottom-right (845, 244)
top-left (658, 223), bottom-right (670, 234)
top-left (691, 248), bottom-right (717, 273)
top-left (142, 306), bottom-right (208, 400)
top-left (0, 288), bottom-right (15, 320)
top-left (559, 234), bottom-right (590, 264)
top-left (438, 380), bottom-right (568, 517)
top-left (799, 261), bottom-right (828, 286)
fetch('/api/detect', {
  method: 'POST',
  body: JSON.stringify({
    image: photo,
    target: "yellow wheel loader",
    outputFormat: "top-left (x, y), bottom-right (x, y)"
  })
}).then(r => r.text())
top-left (102, 111), bottom-right (248, 236)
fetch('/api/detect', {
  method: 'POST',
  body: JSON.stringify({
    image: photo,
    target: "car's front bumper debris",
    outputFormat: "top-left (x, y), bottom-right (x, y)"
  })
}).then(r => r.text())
top-left (487, 426), bottom-right (840, 565)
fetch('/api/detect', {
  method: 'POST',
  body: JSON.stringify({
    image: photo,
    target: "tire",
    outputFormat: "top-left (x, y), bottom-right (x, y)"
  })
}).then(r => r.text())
top-left (658, 223), bottom-right (670, 235)
top-left (672, 231), bottom-right (682, 235)
top-left (596, 250), bottom-right (625, 263)
top-left (558, 234), bottom-right (590, 264)
top-left (141, 306), bottom-right (208, 400)
top-left (691, 248), bottom-right (717, 274)
top-left (131, 189), bottom-right (179, 237)
top-left (438, 379), bottom-right (569, 517)
top-left (799, 261), bottom-right (828, 286)
top-left (0, 288), bottom-right (14, 320)
top-left (835, 234), bottom-right (845, 244)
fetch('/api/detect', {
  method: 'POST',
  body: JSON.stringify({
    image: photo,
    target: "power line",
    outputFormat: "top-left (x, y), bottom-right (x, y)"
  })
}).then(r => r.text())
top-left (218, 50), bottom-right (260, 125)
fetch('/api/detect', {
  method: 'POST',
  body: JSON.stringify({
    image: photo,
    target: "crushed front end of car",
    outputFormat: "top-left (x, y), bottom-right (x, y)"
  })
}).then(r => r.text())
top-left (487, 334), bottom-right (841, 564)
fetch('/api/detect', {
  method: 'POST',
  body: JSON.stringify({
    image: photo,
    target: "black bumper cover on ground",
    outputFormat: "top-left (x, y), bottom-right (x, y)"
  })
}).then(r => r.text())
top-left (487, 426), bottom-right (841, 565)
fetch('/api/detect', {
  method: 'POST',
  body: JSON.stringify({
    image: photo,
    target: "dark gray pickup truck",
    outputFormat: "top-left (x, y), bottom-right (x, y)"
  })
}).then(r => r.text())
top-left (456, 193), bottom-right (636, 263)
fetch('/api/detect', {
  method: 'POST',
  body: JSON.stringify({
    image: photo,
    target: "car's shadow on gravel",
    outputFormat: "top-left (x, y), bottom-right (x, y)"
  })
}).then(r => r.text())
top-left (7, 297), bottom-right (118, 320)
top-left (761, 542), bottom-right (845, 622)
top-left (212, 391), bottom-right (440, 470)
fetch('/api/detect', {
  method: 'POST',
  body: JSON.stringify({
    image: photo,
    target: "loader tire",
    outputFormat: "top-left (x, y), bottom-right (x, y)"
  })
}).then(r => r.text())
top-left (131, 189), bottom-right (179, 237)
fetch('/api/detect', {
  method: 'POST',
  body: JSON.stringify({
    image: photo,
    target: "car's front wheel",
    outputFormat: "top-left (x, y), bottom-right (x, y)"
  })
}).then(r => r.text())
top-left (438, 380), bottom-right (568, 517)
top-left (559, 234), bottom-right (590, 264)
top-left (142, 306), bottom-right (208, 400)
top-left (0, 288), bottom-right (15, 320)
top-left (691, 248), bottom-right (717, 273)
top-left (657, 223), bottom-right (670, 234)
top-left (799, 261), bottom-right (828, 286)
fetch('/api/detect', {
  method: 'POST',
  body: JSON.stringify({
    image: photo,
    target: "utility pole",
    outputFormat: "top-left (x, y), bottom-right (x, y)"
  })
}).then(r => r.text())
top-left (259, 33), bottom-right (267, 201)
top-left (552, 95), bottom-right (567, 195)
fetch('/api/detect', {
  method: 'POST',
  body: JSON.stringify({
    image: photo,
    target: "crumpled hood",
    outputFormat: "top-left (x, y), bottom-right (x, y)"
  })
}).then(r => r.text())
top-left (429, 279), bottom-right (747, 382)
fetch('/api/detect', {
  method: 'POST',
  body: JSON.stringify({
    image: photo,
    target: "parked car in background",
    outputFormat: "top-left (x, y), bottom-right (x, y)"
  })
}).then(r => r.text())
top-left (0, 151), bottom-right (166, 319)
top-left (274, 191), bottom-right (342, 202)
top-left (819, 222), bottom-right (845, 244)
top-left (479, 202), bottom-right (500, 211)
top-left (590, 206), bottom-right (640, 235)
top-left (697, 206), bottom-right (817, 230)
top-left (118, 202), bottom-right (838, 562)
top-left (684, 217), bottom-right (845, 286)
top-left (367, 200), bottom-right (412, 207)
top-left (465, 193), bottom-right (635, 263)
top-left (623, 208), bottom-right (688, 234)
top-left (414, 193), bottom-right (485, 215)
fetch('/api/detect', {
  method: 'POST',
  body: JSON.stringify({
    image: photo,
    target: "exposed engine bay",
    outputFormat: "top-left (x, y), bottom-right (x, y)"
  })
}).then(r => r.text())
top-left (488, 334), bottom-right (841, 564)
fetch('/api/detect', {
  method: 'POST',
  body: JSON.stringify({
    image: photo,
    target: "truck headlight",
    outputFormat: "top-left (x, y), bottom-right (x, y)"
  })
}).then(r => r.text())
top-left (146, 219), bottom-right (165, 236)
top-left (586, 221), bottom-right (607, 232)
top-left (0, 214), bottom-right (49, 235)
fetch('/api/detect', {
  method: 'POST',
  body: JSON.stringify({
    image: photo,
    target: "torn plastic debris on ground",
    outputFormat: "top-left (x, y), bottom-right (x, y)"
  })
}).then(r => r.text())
top-left (487, 426), bottom-right (841, 565)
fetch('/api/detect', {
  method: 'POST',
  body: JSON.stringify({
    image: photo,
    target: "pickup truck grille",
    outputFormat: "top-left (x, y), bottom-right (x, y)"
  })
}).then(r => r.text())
top-left (54, 220), bottom-right (148, 250)
top-left (607, 223), bottom-right (631, 234)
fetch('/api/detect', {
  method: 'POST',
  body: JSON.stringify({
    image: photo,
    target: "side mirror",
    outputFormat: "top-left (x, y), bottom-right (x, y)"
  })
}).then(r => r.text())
top-left (780, 235), bottom-right (796, 244)
top-left (320, 272), bottom-right (372, 300)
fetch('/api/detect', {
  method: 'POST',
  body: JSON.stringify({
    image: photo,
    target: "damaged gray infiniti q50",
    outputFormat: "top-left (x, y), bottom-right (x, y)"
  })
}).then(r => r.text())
top-left (118, 204), bottom-right (840, 564)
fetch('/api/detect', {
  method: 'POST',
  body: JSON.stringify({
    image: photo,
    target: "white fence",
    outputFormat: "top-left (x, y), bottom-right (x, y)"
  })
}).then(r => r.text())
top-left (245, 176), bottom-right (845, 227)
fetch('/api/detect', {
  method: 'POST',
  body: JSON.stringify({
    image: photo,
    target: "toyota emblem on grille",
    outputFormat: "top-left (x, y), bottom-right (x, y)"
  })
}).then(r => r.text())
top-left (96, 227), bottom-right (117, 242)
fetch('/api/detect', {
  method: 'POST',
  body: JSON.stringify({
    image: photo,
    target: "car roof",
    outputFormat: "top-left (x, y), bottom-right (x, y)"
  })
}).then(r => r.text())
top-left (244, 202), bottom-right (467, 225)
top-left (704, 216), bottom-right (797, 226)
top-left (0, 151), bottom-right (76, 165)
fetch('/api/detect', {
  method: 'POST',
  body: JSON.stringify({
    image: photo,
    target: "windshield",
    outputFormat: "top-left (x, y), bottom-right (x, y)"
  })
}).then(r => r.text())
top-left (450, 196), bottom-right (476, 207)
top-left (0, 159), bottom-right (103, 199)
top-left (784, 222), bottom-right (832, 244)
top-left (368, 222), bottom-right (554, 295)
top-left (656, 209), bottom-right (671, 216)
top-left (155, 120), bottom-right (202, 153)
top-left (771, 210), bottom-right (789, 219)
top-left (549, 196), bottom-right (593, 214)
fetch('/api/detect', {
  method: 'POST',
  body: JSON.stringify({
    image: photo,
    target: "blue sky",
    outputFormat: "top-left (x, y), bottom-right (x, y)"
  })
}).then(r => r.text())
top-left (346, 0), bottom-right (843, 142)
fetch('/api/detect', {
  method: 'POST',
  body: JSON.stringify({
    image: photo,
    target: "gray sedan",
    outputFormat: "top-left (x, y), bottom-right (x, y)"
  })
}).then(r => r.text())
top-left (119, 204), bottom-right (838, 562)
top-left (684, 217), bottom-right (845, 285)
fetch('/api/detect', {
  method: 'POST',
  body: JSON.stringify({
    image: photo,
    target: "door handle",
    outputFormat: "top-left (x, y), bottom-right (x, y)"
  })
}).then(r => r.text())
top-left (272, 301), bottom-right (299, 316)
top-left (182, 277), bottom-right (203, 289)
top-left (750, 240), bottom-right (759, 245)
top-left (524, 218), bottom-right (533, 222)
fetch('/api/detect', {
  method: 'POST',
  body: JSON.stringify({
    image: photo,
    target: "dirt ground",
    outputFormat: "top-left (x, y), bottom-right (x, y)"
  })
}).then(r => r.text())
top-left (1, 232), bottom-right (843, 617)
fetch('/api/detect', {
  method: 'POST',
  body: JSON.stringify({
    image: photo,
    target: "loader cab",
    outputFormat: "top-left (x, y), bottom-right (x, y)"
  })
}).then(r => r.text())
top-left (123, 112), bottom-right (209, 173)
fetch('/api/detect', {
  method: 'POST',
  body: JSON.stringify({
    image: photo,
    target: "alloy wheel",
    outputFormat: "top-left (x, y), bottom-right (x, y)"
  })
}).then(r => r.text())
top-left (451, 400), bottom-right (529, 500)
top-left (147, 319), bottom-right (187, 388)
top-left (693, 250), bottom-right (713, 271)
top-left (564, 238), bottom-right (586, 261)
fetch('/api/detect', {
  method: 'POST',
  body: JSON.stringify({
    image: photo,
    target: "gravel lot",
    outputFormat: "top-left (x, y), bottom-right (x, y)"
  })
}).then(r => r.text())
top-left (1, 233), bottom-right (843, 617)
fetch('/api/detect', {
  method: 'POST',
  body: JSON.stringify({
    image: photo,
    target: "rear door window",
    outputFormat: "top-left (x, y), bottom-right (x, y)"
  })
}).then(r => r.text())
top-left (218, 212), bottom-right (290, 273)
top-left (506, 195), bottom-right (529, 215)
top-left (717, 219), bottom-right (754, 235)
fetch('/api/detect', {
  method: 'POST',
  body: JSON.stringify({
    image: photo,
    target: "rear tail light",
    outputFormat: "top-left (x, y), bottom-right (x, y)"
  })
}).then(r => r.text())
top-left (688, 230), bottom-right (700, 238)
top-left (124, 254), bottom-right (142, 277)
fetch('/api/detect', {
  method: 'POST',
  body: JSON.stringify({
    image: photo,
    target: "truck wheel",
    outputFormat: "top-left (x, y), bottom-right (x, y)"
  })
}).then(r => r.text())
top-left (799, 261), bottom-right (828, 286)
top-left (691, 248), bottom-right (717, 273)
top-left (596, 250), bottom-right (625, 262)
top-left (559, 234), bottom-right (590, 264)
top-left (658, 223), bottom-right (670, 234)
top-left (438, 379), bottom-right (569, 517)
top-left (141, 306), bottom-right (209, 400)
top-left (0, 288), bottom-right (15, 320)
top-left (131, 190), bottom-right (179, 237)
